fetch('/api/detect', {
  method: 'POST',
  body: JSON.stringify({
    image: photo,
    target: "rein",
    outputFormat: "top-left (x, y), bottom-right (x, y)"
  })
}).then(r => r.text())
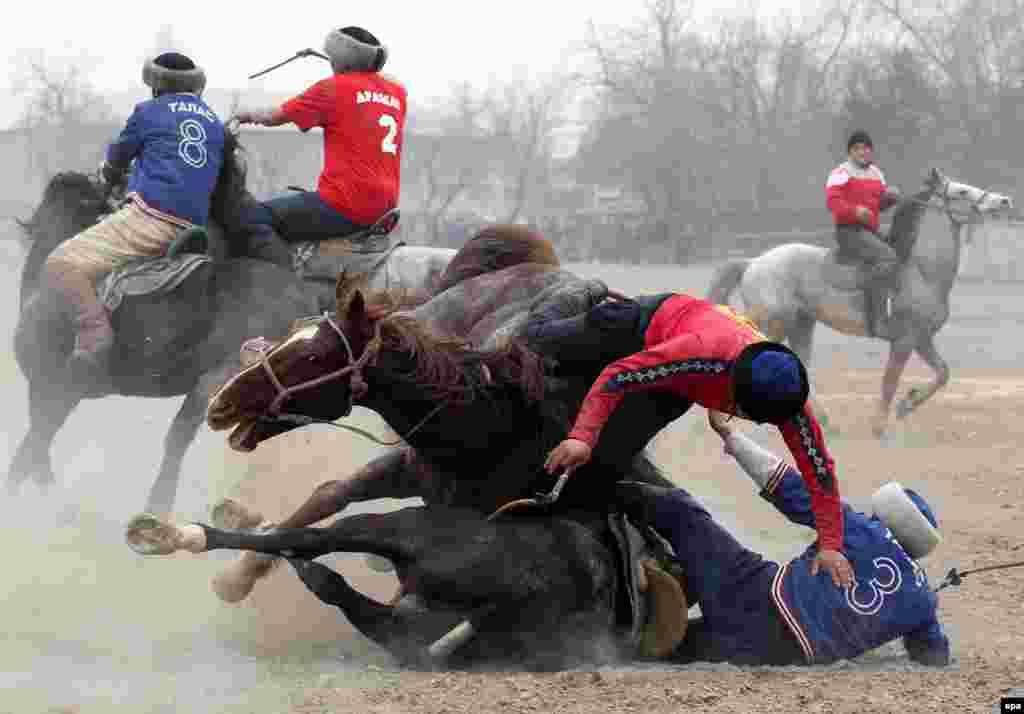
top-left (901, 175), bottom-right (996, 227)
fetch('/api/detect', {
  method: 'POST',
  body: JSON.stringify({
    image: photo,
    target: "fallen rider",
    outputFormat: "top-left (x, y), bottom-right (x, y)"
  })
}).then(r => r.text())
top-left (617, 411), bottom-right (950, 667)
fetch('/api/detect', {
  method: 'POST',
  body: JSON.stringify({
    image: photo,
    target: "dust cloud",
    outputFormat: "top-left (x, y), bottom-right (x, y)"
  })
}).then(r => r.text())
top-left (2, 227), bottom-right (1022, 711)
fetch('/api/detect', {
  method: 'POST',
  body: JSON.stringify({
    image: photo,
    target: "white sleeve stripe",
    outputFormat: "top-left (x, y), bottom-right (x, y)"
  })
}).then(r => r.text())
top-left (826, 170), bottom-right (849, 188)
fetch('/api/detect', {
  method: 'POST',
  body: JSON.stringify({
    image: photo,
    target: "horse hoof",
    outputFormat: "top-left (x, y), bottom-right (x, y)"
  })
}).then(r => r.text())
top-left (210, 498), bottom-right (265, 530)
top-left (125, 513), bottom-right (206, 555)
top-left (366, 554), bottom-right (395, 573)
top-left (212, 553), bottom-right (280, 603)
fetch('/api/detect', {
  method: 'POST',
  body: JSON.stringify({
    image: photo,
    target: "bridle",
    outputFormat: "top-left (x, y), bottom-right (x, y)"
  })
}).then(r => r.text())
top-left (251, 314), bottom-right (446, 446)
top-left (908, 173), bottom-right (1001, 228)
top-left (255, 314), bottom-right (378, 425)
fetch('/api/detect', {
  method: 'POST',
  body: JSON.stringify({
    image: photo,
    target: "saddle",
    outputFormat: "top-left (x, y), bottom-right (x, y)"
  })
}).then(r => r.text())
top-left (821, 227), bottom-right (902, 292)
top-left (822, 245), bottom-right (877, 290)
top-left (291, 208), bottom-right (403, 282)
top-left (606, 512), bottom-right (689, 659)
top-left (97, 224), bottom-right (219, 313)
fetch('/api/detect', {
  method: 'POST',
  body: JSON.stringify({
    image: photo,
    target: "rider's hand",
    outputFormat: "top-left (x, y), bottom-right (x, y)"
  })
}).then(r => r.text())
top-left (708, 410), bottom-right (735, 440)
top-left (855, 206), bottom-right (872, 224)
top-left (233, 111), bottom-right (258, 126)
top-left (812, 548), bottom-right (855, 589)
top-left (544, 439), bottom-right (591, 475)
top-left (99, 160), bottom-right (124, 187)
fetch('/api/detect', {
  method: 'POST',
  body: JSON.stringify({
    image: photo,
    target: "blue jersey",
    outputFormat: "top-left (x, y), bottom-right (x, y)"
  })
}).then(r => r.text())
top-left (761, 463), bottom-right (950, 665)
top-left (106, 93), bottom-right (225, 226)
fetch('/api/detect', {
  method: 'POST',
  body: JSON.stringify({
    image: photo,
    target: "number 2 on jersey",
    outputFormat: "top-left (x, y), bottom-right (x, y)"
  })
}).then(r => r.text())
top-left (379, 114), bottom-right (398, 154)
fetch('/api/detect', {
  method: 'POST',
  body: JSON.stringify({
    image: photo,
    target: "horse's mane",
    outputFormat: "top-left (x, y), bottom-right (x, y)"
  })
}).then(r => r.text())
top-left (434, 224), bottom-right (559, 294)
top-left (887, 186), bottom-right (935, 263)
top-left (337, 285), bottom-right (547, 408)
top-left (209, 129), bottom-right (250, 235)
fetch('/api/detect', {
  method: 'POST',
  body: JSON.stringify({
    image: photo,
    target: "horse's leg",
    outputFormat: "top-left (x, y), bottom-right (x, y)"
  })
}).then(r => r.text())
top-left (895, 333), bottom-right (949, 420)
top-left (210, 446), bottom-right (422, 603)
top-left (872, 340), bottom-right (914, 439)
top-left (8, 381), bottom-right (78, 495)
top-left (144, 384), bottom-right (206, 516)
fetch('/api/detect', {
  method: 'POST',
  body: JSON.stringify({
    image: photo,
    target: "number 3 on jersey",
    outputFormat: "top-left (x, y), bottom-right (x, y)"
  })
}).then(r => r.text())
top-left (379, 114), bottom-right (398, 154)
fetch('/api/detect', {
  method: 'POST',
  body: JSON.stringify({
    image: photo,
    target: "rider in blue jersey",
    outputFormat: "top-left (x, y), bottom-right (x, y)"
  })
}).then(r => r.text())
top-left (43, 52), bottom-right (225, 378)
top-left (618, 412), bottom-right (950, 666)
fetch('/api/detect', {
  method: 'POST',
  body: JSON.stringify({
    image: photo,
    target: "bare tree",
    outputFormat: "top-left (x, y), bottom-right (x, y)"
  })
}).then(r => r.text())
top-left (482, 76), bottom-right (573, 224)
top-left (10, 49), bottom-right (115, 187)
top-left (861, 0), bottom-right (1024, 181)
top-left (402, 84), bottom-right (495, 244)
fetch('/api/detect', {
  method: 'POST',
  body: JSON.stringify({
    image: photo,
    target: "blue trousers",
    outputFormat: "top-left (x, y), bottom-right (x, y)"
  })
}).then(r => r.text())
top-left (245, 190), bottom-right (366, 244)
top-left (650, 488), bottom-right (804, 665)
top-left (240, 191), bottom-right (368, 268)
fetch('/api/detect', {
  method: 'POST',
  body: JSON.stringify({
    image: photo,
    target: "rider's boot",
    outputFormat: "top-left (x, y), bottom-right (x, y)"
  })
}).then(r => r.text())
top-left (613, 481), bottom-right (676, 527)
top-left (866, 264), bottom-right (899, 339)
top-left (246, 227), bottom-right (295, 270)
top-left (45, 262), bottom-right (115, 380)
top-left (866, 285), bottom-right (892, 339)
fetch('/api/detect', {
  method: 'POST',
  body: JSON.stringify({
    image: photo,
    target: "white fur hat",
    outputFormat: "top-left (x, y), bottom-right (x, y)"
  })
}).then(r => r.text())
top-left (871, 482), bottom-right (942, 559)
top-left (323, 27), bottom-right (387, 73)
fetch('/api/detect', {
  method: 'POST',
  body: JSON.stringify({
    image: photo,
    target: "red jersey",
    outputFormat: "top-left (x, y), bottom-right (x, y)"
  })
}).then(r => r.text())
top-left (568, 294), bottom-right (844, 551)
top-left (282, 72), bottom-right (407, 225)
top-left (825, 160), bottom-right (889, 232)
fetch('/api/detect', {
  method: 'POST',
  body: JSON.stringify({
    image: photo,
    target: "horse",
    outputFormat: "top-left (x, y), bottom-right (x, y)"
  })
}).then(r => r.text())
top-left (8, 133), bottom-right (332, 514)
top-left (706, 169), bottom-right (1013, 437)
top-left (198, 242), bottom-right (690, 603)
top-left (125, 499), bottom-right (688, 670)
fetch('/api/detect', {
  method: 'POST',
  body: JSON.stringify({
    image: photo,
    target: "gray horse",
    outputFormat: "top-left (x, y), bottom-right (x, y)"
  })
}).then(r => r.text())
top-left (707, 169), bottom-right (1012, 437)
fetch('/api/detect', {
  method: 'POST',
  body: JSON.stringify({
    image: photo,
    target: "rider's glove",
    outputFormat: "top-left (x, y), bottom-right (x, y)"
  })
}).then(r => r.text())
top-left (100, 160), bottom-right (126, 187)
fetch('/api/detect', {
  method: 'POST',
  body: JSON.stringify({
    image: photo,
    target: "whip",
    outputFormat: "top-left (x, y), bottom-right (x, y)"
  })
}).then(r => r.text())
top-left (249, 48), bottom-right (330, 80)
top-left (933, 558), bottom-right (1024, 592)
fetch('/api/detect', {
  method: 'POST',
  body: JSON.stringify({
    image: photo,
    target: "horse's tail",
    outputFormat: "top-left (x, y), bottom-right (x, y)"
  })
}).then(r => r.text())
top-left (705, 259), bottom-right (750, 304)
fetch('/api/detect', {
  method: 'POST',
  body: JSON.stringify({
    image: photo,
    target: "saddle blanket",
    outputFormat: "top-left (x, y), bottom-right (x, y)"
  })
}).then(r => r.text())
top-left (99, 254), bottom-right (211, 312)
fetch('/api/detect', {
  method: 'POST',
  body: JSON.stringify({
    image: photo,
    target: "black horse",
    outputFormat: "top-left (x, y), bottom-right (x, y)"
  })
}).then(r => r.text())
top-left (9, 133), bottom-right (331, 513)
top-left (127, 500), bottom-right (682, 670)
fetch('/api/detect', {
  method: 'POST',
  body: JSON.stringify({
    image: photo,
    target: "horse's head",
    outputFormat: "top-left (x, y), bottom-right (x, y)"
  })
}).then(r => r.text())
top-left (207, 282), bottom-right (382, 452)
top-left (927, 168), bottom-right (1013, 216)
top-left (20, 172), bottom-right (108, 303)
top-left (22, 172), bottom-right (107, 248)
top-left (208, 268), bottom-right (548, 452)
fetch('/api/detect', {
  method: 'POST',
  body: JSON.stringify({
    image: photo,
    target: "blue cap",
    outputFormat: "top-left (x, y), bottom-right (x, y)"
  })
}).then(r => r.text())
top-left (904, 488), bottom-right (939, 529)
top-left (733, 343), bottom-right (809, 424)
top-left (749, 351), bottom-right (804, 403)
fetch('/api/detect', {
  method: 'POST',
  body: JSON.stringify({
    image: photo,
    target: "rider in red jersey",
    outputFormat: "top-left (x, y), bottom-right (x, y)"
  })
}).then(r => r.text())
top-left (235, 26), bottom-right (407, 267)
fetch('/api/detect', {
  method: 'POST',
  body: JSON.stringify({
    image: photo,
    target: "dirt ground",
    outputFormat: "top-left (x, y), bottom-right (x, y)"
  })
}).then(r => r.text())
top-left (282, 363), bottom-right (1024, 714)
top-left (2, 260), bottom-right (1023, 714)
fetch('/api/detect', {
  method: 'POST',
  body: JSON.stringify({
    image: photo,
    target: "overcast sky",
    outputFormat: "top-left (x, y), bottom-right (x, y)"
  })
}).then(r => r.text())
top-left (0, 0), bottom-right (801, 128)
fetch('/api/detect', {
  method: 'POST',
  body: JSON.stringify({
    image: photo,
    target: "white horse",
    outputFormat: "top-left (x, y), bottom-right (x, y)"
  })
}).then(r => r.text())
top-left (707, 169), bottom-right (1012, 437)
top-left (336, 243), bottom-right (456, 296)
